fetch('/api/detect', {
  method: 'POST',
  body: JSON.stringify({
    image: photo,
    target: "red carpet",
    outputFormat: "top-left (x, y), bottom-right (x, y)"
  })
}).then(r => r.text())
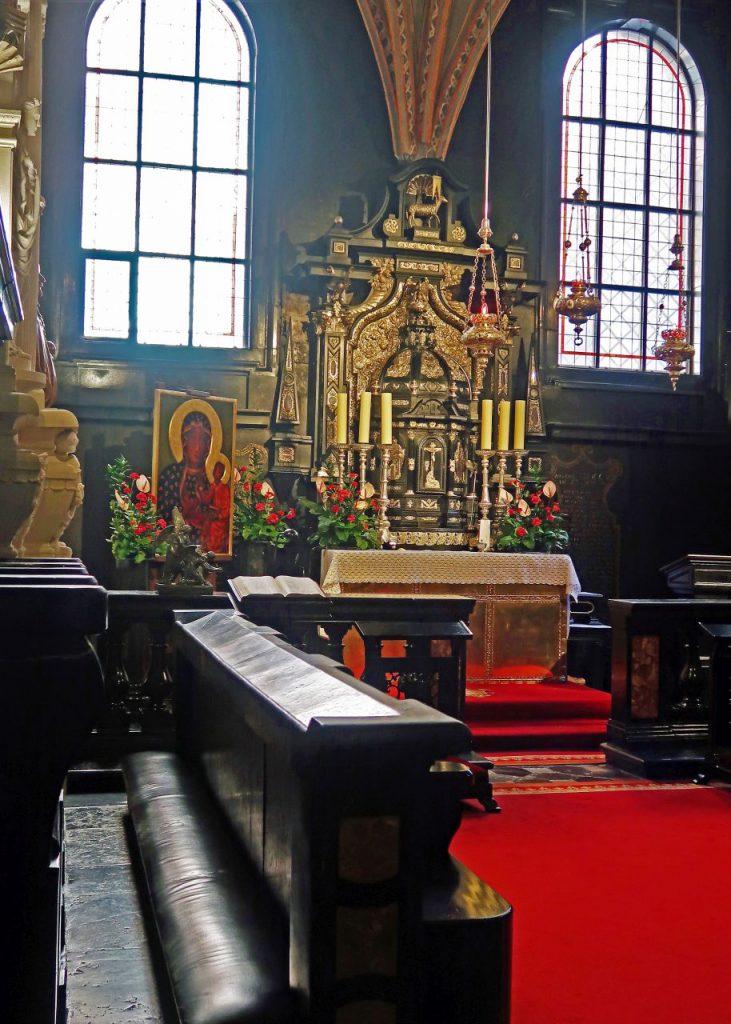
top-left (451, 787), bottom-right (731, 1024)
top-left (464, 680), bottom-right (611, 752)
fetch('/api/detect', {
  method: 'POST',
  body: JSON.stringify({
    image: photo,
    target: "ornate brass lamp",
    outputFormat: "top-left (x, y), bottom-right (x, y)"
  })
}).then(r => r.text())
top-left (461, 0), bottom-right (510, 393)
top-left (554, 0), bottom-right (600, 341)
top-left (653, 1), bottom-right (694, 390)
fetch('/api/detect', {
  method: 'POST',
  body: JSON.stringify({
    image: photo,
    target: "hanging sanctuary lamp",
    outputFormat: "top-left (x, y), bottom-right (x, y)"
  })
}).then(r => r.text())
top-left (461, 0), bottom-right (510, 394)
top-left (653, 0), bottom-right (694, 390)
top-left (554, 0), bottom-right (600, 341)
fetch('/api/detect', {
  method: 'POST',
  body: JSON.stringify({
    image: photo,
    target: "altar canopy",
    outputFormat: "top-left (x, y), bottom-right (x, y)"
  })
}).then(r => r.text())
top-left (322, 550), bottom-right (580, 686)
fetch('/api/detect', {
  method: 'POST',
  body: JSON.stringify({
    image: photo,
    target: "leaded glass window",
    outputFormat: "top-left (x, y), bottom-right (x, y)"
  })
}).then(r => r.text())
top-left (558, 23), bottom-right (704, 372)
top-left (82, 0), bottom-right (254, 347)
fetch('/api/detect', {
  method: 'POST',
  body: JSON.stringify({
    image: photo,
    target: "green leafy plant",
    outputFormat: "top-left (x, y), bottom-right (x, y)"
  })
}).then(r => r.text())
top-left (233, 464), bottom-right (296, 549)
top-left (106, 455), bottom-right (167, 563)
top-left (494, 476), bottom-right (569, 553)
top-left (299, 474), bottom-right (380, 550)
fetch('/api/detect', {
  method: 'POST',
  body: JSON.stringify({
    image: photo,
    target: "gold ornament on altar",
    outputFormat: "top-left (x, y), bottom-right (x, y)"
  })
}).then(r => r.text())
top-left (405, 174), bottom-right (447, 232)
top-left (460, 0), bottom-right (510, 391)
top-left (652, 1), bottom-right (694, 390)
top-left (554, 0), bottom-right (600, 342)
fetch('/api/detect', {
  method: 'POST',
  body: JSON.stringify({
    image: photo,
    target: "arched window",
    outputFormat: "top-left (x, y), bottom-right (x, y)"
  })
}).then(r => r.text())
top-left (558, 21), bottom-right (704, 372)
top-left (82, 0), bottom-right (254, 347)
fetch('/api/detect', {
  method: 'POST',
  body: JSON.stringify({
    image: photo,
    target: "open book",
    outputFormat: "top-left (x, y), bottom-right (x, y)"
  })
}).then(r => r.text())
top-left (229, 575), bottom-right (325, 600)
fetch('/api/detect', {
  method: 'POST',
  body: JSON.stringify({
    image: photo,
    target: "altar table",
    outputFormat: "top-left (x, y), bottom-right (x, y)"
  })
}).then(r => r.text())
top-left (322, 550), bottom-right (581, 686)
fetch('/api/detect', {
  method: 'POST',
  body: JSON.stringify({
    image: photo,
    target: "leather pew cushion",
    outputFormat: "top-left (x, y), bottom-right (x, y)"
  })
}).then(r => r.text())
top-left (123, 751), bottom-right (294, 1024)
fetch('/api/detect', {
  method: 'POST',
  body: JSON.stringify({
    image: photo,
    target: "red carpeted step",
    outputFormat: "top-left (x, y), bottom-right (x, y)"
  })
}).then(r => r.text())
top-left (451, 789), bottom-right (731, 1024)
top-left (467, 717), bottom-right (608, 752)
top-left (465, 681), bottom-right (611, 721)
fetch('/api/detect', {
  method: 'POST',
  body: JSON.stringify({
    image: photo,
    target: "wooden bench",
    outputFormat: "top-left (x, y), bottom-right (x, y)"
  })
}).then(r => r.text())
top-left (123, 611), bottom-right (511, 1024)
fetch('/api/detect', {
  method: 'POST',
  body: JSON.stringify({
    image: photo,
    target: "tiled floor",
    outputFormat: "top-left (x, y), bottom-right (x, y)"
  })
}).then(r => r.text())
top-left (64, 793), bottom-right (175, 1024)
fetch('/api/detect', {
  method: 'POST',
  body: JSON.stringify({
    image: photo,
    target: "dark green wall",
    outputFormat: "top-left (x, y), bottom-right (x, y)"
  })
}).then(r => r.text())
top-left (40, 0), bottom-right (730, 594)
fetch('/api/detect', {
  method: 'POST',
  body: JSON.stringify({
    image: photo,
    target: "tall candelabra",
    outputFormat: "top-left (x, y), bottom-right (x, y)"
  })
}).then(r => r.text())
top-left (475, 448), bottom-right (494, 550)
top-left (468, 445), bottom-right (530, 550)
top-left (351, 442), bottom-right (373, 499)
top-left (375, 443), bottom-right (392, 545)
top-left (333, 442), bottom-right (349, 483)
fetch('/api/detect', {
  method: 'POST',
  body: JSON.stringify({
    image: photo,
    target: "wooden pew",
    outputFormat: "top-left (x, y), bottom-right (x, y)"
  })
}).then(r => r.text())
top-left (0, 562), bottom-right (107, 1023)
top-left (124, 610), bottom-right (512, 1024)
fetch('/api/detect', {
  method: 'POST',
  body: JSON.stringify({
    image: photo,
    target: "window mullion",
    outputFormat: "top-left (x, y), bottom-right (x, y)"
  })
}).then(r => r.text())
top-left (595, 31), bottom-right (608, 369)
top-left (640, 35), bottom-right (654, 371)
top-left (130, 4), bottom-right (146, 345)
top-left (187, 2), bottom-right (203, 348)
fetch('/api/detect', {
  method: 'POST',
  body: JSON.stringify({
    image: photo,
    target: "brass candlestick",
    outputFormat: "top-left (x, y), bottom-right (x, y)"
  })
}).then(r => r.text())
top-left (351, 442), bottom-right (373, 499)
top-left (513, 449), bottom-right (528, 483)
top-left (475, 448), bottom-right (495, 550)
top-left (375, 443), bottom-right (392, 545)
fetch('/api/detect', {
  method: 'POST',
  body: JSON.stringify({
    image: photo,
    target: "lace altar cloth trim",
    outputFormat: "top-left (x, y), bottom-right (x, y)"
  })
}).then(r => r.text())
top-left (321, 550), bottom-right (581, 599)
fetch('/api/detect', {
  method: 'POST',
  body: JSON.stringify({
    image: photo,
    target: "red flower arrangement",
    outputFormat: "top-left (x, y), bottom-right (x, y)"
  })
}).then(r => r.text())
top-left (106, 455), bottom-right (167, 563)
top-left (233, 464), bottom-right (295, 549)
top-left (299, 473), bottom-right (379, 550)
top-left (495, 476), bottom-right (569, 553)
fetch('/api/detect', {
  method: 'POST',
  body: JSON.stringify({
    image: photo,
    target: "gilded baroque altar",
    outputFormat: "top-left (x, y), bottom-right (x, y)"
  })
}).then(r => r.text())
top-left (274, 160), bottom-right (544, 548)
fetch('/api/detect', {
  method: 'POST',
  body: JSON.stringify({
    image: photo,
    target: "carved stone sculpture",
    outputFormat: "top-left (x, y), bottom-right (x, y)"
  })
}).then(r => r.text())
top-left (13, 148), bottom-right (39, 276)
top-left (21, 423), bottom-right (83, 556)
top-left (0, 347), bottom-right (43, 557)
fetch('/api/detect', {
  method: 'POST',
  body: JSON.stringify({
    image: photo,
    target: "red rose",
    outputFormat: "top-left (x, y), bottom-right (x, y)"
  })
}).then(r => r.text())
top-left (546, 513), bottom-right (555, 521)
top-left (371, 499), bottom-right (379, 509)
top-left (137, 493), bottom-right (148, 504)
top-left (122, 484), bottom-right (131, 494)
top-left (338, 489), bottom-right (350, 500)
top-left (331, 504), bottom-right (341, 513)
top-left (349, 472), bottom-right (358, 480)
top-left (243, 482), bottom-right (250, 492)
top-left (507, 508), bottom-right (514, 517)
top-left (552, 503), bottom-right (560, 512)
top-left (266, 513), bottom-right (279, 524)
top-left (157, 518), bottom-right (166, 528)
top-left (347, 514), bottom-right (356, 523)
top-left (530, 493), bottom-right (540, 505)
top-left (253, 482), bottom-right (263, 492)
top-left (531, 517), bottom-right (541, 527)
top-left (516, 526), bottom-right (527, 537)
top-left (134, 525), bottom-right (145, 535)
top-left (240, 465), bottom-right (248, 474)
top-left (149, 495), bottom-right (157, 504)
top-left (286, 509), bottom-right (296, 520)
top-left (129, 472), bottom-right (140, 480)
top-left (255, 502), bottom-right (266, 512)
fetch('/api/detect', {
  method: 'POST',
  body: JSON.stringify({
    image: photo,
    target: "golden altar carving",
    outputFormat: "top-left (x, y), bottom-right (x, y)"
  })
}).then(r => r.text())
top-left (321, 550), bottom-right (581, 687)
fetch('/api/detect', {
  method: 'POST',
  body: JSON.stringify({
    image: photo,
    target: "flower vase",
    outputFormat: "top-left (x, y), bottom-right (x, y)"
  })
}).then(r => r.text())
top-left (239, 541), bottom-right (276, 578)
top-left (112, 558), bottom-right (150, 592)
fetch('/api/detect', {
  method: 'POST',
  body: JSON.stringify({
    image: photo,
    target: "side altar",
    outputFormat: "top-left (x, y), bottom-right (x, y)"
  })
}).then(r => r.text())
top-left (322, 549), bottom-right (581, 687)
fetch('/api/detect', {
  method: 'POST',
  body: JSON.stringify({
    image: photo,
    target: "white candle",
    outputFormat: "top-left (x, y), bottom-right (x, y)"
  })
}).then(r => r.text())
top-left (381, 392), bottom-right (392, 446)
top-left (497, 400), bottom-right (511, 451)
top-left (358, 392), bottom-right (372, 444)
top-left (513, 400), bottom-right (526, 450)
top-left (336, 392), bottom-right (347, 444)
top-left (480, 399), bottom-right (493, 450)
